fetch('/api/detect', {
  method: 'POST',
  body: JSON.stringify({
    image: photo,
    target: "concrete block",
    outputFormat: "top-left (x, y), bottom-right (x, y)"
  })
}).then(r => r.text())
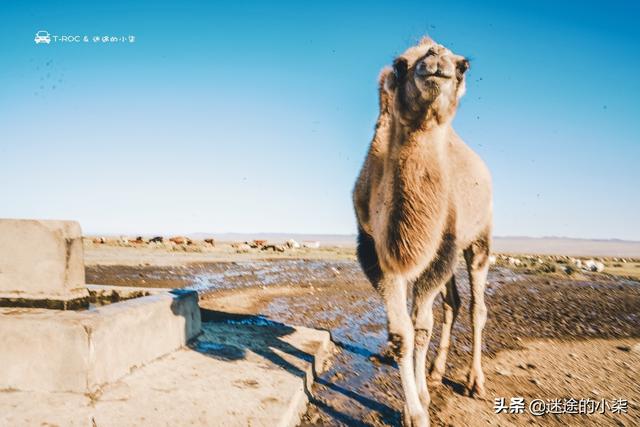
top-left (0, 219), bottom-right (88, 309)
top-left (0, 309), bottom-right (90, 392)
top-left (0, 319), bottom-right (333, 427)
top-left (88, 289), bottom-right (202, 388)
top-left (0, 287), bottom-right (201, 393)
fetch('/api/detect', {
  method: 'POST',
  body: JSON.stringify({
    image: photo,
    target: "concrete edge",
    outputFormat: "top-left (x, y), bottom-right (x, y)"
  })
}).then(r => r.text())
top-left (280, 327), bottom-right (334, 427)
top-left (0, 287), bottom-right (202, 393)
top-left (85, 289), bottom-right (202, 391)
top-left (0, 294), bottom-right (90, 310)
top-left (86, 283), bottom-right (167, 296)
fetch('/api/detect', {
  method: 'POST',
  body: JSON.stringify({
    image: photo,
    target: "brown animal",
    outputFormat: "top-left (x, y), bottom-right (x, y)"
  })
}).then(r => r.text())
top-left (353, 37), bottom-right (492, 426)
top-left (262, 244), bottom-right (286, 252)
top-left (203, 238), bottom-right (215, 246)
top-left (251, 239), bottom-right (268, 248)
top-left (169, 236), bottom-right (191, 245)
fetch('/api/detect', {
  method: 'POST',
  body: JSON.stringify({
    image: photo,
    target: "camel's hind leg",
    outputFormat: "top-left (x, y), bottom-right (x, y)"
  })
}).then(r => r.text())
top-left (428, 276), bottom-right (461, 383)
top-left (463, 235), bottom-right (490, 398)
top-left (412, 233), bottom-right (458, 411)
top-left (411, 285), bottom-right (441, 410)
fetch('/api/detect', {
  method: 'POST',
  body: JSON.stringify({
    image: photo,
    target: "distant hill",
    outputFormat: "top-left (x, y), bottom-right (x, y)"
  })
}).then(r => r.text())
top-left (187, 233), bottom-right (640, 257)
top-left (492, 236), bottom-right (640, 257)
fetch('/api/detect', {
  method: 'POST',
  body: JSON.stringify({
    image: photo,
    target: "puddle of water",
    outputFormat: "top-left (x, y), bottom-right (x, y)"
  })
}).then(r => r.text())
top-left (253, 264), bottom-right (521, 424)
top-left (185, 259), bottom-right (359, 294)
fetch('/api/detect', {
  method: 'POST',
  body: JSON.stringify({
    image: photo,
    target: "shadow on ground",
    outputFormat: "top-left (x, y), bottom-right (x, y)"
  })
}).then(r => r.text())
top-left (192, 308), bottom-right (395, 425)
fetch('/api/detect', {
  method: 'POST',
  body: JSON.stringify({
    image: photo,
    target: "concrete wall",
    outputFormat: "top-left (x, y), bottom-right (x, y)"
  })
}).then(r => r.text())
top-left (0, 219), bottom-right (88, 307)
top-left (0, 289), bottom-right (201, 393)
top-left (88, 291), bottom-right (202, 389)
top-left (0, 311), bottom-right (91, 391)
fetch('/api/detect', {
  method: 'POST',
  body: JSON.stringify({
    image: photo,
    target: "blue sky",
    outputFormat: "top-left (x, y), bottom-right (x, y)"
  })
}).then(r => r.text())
top-left (1, 0), bottom-right (638, 239)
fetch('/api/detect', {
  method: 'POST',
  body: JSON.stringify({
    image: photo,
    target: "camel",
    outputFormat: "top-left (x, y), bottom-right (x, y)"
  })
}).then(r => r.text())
top-left (353, 37), bottom-right (492, 426)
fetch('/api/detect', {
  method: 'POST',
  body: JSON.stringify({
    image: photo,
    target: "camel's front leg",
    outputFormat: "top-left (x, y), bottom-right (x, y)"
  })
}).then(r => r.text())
top-left (381, 274), bottom-right (429, 427)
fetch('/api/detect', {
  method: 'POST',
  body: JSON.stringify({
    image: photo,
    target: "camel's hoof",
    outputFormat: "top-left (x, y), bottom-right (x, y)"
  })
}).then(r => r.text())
top-left (466, 380), bottom-right (487, 399)
top-left (466, 370), bottom-right (487, 399)
top-left (427, 370), bottom-right (444, 384)
top-left (402, 406), bottom-right (430, 427)
top-left (402, 405), bottom-right (411, 427)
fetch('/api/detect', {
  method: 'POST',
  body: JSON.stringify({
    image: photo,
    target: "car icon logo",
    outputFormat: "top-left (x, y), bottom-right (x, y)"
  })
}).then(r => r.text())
top-left (34, 30), bottom-right (51, 44)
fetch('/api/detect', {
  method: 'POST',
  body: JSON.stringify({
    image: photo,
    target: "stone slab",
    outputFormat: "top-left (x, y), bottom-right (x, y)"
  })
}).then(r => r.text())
top-left (0, 219), bottom-right (88, 308)
top-left (0, 287), bottom-right (201, 393)
top-left (0, 318), bottom-right (332, 427)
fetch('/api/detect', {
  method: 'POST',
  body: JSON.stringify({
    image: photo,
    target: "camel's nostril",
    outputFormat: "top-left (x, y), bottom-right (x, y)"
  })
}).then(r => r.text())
top-left (416, 61), bottom-right (428, 76)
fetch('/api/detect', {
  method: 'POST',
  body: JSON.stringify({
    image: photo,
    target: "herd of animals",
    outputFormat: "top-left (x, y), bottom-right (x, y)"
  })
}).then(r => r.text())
top-left (88, 235), bottom-right (321, 253)
top-left (91, 235), bottom-right (211, 246)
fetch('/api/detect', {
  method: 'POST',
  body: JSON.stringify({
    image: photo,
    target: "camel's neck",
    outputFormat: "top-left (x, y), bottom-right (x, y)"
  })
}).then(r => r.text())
top-left (379, 119), bottom-right (453, 274)
top-left (389, 121), bottom-right (451, 170)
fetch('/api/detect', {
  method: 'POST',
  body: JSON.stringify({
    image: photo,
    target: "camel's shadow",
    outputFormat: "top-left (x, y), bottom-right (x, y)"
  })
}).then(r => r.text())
top-left (192, 309), bottom-right (313, 378)
top-left (191, 308), bottom-right (396, 426)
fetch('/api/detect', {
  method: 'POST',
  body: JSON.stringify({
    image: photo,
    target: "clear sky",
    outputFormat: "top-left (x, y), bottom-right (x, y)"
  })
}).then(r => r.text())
top-left (1, 0), bottom-right (638, 239)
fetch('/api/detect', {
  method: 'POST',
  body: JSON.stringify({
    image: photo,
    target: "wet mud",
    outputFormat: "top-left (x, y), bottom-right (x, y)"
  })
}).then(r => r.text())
top-left (86, 260), bottom-right (640, 426)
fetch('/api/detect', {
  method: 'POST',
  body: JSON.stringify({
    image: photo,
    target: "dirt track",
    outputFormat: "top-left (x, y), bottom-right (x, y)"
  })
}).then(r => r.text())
top-left (87, 258), bottom-right (640, 426)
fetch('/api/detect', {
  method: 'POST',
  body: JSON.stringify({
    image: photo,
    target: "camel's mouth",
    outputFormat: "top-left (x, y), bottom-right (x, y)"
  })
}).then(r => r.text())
top-left (424, 71), bottom-right (452, 79)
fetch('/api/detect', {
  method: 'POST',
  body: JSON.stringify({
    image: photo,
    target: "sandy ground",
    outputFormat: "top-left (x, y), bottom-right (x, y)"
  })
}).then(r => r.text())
top-left (84, 241), bottom-right (355, 267)
top-left (85, 244), bottom-right (640, 426)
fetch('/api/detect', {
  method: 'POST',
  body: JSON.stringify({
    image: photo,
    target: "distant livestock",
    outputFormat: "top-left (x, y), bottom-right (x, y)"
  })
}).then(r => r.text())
top-left (583, 259), bottom-right (605, 272)
top-left (262, 244), bottom-right (286, 252)
top-left (508, 257), bottom-right (522, 266)
top-left (251, 240), bottom-right (268, 248)
top-left (169, 236), bottom-right (191, 245)
top-left (231, 243), bottom-right (251, 252)
top-left (285, 239), bottom-right (301, 249)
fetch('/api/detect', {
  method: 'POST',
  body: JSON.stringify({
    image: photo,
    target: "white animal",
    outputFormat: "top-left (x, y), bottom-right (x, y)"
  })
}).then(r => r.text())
top-left (508, 257), bottom-right (522, 266)
top-left (285, 239), bottom-right (301, 249)
top-left (583, 259), bottom-right (604, 272)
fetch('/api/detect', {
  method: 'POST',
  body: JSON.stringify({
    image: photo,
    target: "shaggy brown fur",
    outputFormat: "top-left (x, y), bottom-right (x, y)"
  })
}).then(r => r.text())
top-left (353, 37), bottom-right (492, 427)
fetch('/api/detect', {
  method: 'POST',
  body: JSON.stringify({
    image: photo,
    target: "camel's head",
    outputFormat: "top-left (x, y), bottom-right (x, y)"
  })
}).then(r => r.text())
top-left (385, 37), bottom-right (469, 127)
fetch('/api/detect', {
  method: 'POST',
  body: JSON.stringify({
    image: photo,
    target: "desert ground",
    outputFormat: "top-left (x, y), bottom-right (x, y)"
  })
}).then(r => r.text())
top-left (85, 238), bottom-right (640, 426)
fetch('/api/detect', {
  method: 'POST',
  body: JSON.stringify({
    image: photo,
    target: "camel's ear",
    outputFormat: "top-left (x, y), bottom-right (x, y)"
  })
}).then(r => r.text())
top-left (378, 67), bottom-right (394, 111)
top-left (455, 57), bottom-right (469, 99)
top-left (378, 66), bottom-right (394, 94)
top-left (456, 57), bottom-right (470, 81)
top-left (392, 57), bottom-right (408, 86)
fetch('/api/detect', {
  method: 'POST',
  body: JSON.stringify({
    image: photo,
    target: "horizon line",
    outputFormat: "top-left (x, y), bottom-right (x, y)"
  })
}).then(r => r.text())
top-left (81, 230), bottom-right (640, 244)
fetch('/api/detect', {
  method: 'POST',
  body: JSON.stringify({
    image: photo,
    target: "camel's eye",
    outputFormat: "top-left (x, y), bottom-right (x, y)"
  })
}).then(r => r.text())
top-left (426, 49), bottom-right (436, 57)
